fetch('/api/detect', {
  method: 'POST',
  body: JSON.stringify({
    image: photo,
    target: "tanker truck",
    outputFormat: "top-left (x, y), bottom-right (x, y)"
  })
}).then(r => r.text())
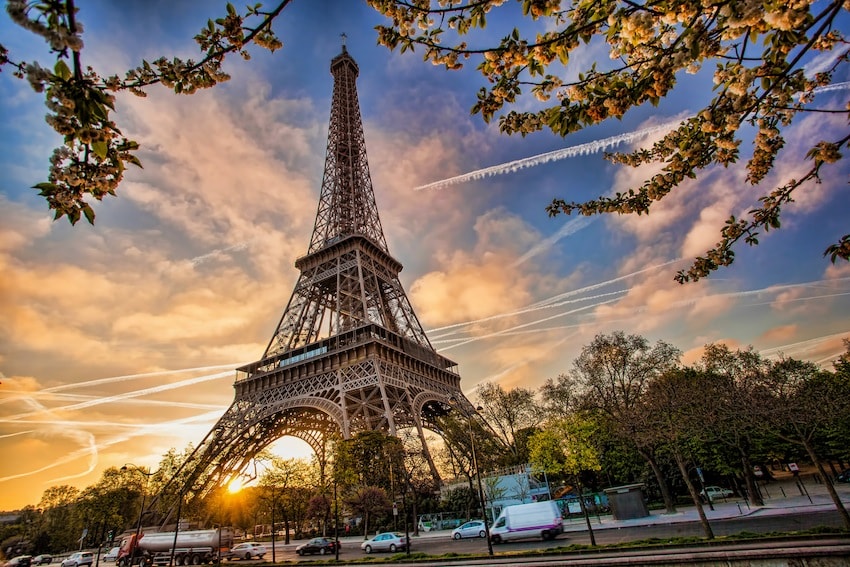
top-left (117, 527), bottom-right (234, 567)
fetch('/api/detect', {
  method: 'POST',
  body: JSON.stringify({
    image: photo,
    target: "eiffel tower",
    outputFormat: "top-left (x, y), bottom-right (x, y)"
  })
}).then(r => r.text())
top-left (163, 45), bottom-right (473, 502)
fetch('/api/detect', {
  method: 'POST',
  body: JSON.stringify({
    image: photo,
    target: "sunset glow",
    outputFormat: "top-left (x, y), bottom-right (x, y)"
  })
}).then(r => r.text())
top-left (1, 1), bottom-right (848, 511)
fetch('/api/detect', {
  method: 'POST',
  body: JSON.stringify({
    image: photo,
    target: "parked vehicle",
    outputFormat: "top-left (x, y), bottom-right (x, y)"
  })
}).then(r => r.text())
top-left (32, 555), bottom-right (52, 565)
top-left (295, 538), bottom-right (338, 556)
top-left (835, 469), bottom-right (850, 483)
top-left (451, 520), bottom-right (486, 540)
top-left (225, 543), bottom-right (265, 560)
top-left (103, 547), bottom-right (120, 562)
top-left (117, 528), bottom-right (234, 567)
top-left (700, 486), bottom-right (733, 501)
top-left (489, 501), bottom-right (563, 543)
top-left (360, 533), bottom-right (409, 553)
top-left (5, 556), bottom-right (32, 567)
top-left (60, 553), bottom-right (92, 567)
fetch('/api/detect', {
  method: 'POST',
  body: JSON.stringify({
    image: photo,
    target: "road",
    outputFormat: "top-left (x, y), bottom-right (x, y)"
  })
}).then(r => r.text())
top-left (269, 509), bottom-right (848, 562)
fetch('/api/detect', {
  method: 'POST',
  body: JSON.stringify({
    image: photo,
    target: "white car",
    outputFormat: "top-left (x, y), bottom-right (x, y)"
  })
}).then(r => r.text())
top-left (451, 520), bottom-right (487, 540)
top-left (103, 548), bottom-right (120, 563)
top-left (226, 543), bottom-right (266, 560)
top-left (360, 532), bottom-right (409, 553)
top-left (60, 553), bottom-right (93, 567)
top-left (700, 486), bottom-right (733, 501)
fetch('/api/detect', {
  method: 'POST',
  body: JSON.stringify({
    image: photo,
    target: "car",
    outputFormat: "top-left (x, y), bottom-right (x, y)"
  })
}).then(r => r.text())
top-left (835, 469), bottom-right (850, 483)
top-left (102, 547), bottom-right (120, 563)
top-left (451, 520), bottom-right (487, 540)
top-left (295, 537), bottom-right (339, 556)
top-left (700, 486), bottom-right (734, 501)
top-left (32, 556), bottom-right (52, 566)
top-left (226, 543), bottom-right (266, 560)
top-left (360, 532), bottom-right (409, 554)
top-left (60, 553), bottom-right (93, 567)
top-left (5, 556), bottom-right (32, 567)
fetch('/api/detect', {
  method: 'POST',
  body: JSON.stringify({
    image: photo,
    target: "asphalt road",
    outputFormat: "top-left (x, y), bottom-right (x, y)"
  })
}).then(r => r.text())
top-left (275, 509), bottom-right (848, 562)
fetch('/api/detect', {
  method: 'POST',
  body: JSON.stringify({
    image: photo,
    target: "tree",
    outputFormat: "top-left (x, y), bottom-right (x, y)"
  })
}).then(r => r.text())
top-left (343, 486), bottom-right (392, 540)
top-left (696, 344), bottom-right (774, 506)
top-left (4, 1), bottom-right (847, 280)
top-left (528, 414), bottom-right (603, 545)
top-left (371, 0), bottom-right (850, 281)
top-left (567, 331), bottom-right (681, 512)
top-left (1, 0), bottom-right (285, 224)
top-left (763, 356), bottom-right (850, 529)
top-left (37, 485), bottom-right (81, 553)
top-left (643, 367), bottom-right (717, 539)
top-left (475, 383), bottom-right (542, 464)
top-left (258, 457), bottom-right (315, 544)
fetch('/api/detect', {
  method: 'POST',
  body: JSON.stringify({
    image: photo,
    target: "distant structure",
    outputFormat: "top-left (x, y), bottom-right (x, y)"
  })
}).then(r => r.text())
top-left (164, 46), bottom-right (474, 502)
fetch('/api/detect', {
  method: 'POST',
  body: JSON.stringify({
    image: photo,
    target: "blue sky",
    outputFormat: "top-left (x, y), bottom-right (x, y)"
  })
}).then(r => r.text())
top-left (1, 1), bottom-right (848, 509)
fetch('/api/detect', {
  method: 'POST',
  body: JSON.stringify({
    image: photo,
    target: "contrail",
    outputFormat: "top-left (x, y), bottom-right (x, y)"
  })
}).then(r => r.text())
top-left (428, 289), bottom-right (627, 340)
top-left (39, 363), bottom-right (242, 394)
top-left (5, 371), bottom-right (234, 421)
top-left (512, 216), bottom-right (595, 267)
top-left (432, 280), bottom-right (850, 347)
top-left (426, 259), bottom-right (681, 336)
top-left (415, 82), bottom-right (849, 193)
top-left (758, 330), bottom-right (850, 357)
top-left (415, 119), bottom-right (685, 192)
top-left (189, 242), bottom-right (249, 266)
top-left (441, 298), bottom-right (622, 351)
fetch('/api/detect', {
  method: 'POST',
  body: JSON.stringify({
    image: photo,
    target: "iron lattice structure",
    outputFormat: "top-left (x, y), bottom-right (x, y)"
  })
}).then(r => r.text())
top-left (159, 47), bottom-right (474, 505)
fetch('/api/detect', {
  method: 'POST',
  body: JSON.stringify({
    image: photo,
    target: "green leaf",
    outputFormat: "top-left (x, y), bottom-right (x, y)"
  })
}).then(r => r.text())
top-left (54, 59), bottom-right (72, 81)
top-left (91, 141), bottom-right (108, 159)
top-left (32, 182), bottom-right (57, 194)
top-left (82, 204), bottom-right (96, 224)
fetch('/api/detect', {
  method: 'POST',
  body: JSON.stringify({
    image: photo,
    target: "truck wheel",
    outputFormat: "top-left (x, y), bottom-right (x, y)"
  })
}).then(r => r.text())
top-left (490, 535), bottom-right (501, 544)
top-left (191, 555), bottom-right (202, 565)
top-left (541, 530), bottom-right (549, 540)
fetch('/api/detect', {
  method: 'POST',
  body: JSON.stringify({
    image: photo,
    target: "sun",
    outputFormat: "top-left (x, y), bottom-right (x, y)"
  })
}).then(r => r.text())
top-left (227, 477), bottom-right (244, 494)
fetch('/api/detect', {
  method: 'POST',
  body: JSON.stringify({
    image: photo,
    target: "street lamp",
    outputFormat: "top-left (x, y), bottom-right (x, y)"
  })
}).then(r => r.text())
top-left (447, 396), bottom-right (494, 556)
top-left (122, 464), bottom-right (157, 565)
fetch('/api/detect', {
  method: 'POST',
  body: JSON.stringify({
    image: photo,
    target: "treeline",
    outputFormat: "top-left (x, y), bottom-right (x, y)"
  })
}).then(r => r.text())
top-left (3, 333), bottom-right (849, 556)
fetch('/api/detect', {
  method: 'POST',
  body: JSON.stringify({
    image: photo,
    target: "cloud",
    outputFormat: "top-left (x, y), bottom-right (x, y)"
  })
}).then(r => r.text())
top-left (410, 209), bottom-right (541, 327)
top-left (759, 324), bottom-right (799, 344)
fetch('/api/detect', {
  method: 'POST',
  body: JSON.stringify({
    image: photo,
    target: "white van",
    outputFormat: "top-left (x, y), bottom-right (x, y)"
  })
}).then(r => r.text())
top-left (489, 501), bottom-right (563, 543)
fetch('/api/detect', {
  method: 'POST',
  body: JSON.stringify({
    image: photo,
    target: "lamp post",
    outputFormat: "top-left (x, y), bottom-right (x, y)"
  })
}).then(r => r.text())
top-left (122, 465), bottom-right (156, 566)
top-left (169, 488), bottom-right (187, 567)
top-left (448, 396), bottom-right (493, 556)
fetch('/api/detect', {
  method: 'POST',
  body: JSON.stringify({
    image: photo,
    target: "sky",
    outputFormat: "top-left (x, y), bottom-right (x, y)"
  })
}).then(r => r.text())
top-left (1, 1), bottom-right (848, 511)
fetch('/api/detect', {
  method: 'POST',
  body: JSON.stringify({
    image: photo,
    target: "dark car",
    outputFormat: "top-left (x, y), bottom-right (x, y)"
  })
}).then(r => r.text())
top-left (32, 556), bottom-right (51, 566)
top-left (5, 556), bottom-right (32, 567)
top-left (836, 469), bottom-right (850, 483)
top-left (295, 537), bottom-right (339, 556)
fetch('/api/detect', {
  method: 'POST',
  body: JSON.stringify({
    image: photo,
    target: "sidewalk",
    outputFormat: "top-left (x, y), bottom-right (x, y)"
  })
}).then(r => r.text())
top-left (558, 477), bottom-right (850, 534)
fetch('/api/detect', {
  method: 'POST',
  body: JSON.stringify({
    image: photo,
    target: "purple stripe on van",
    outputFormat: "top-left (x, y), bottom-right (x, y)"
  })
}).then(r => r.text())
top-left (507, 523), bottom-right (561, 532)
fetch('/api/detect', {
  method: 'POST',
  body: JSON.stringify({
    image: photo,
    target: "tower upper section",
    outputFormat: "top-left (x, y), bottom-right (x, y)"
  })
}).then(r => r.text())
top-left (308, 46), bottom-right (388, 254)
